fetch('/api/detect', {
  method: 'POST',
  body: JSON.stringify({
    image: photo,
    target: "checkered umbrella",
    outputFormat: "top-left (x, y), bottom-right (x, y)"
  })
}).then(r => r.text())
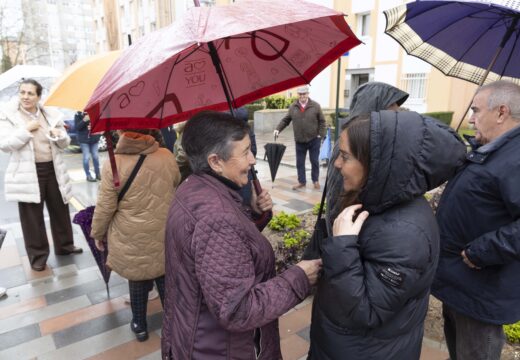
top-left (384, 0), bottom-right (520, 128)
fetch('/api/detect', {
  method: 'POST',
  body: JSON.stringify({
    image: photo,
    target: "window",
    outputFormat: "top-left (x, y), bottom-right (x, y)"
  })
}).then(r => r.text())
top-left (401, 73), bottom-right (427, 103)
top-left (357, 13), bottom-right (370, 37)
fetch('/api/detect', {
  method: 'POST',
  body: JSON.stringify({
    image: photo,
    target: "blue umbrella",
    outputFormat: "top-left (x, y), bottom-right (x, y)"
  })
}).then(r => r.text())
top-left (384, 0), bottom-right (520, 128)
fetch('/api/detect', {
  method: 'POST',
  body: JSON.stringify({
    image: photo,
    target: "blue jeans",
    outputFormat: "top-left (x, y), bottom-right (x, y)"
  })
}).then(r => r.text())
top-left (442, 304), bottom-right (505, 360)
top-left (80, 142), bottom-right (100, 178)
top-left (295, 137), bottom-right (320, 185)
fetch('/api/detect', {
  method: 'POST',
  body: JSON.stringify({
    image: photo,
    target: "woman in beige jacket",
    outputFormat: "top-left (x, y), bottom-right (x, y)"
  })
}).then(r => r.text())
top-left (91, 129), bottom-right (180, 342)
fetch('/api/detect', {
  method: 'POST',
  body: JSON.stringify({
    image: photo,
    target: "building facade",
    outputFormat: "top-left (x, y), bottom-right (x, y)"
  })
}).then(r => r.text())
top-left (19, 0), bottom-right (96, 72)
top-left (334, 0), bottom-right (476, 126)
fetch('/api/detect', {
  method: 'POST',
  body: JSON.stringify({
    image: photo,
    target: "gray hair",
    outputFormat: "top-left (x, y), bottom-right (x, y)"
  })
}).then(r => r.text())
top-left (182, 111), bottom-right (250, 174)
top-left (477, 80), bottom-right (520, 121)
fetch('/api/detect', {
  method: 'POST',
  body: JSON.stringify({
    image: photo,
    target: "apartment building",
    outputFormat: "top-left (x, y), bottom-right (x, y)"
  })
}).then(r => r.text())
top-left (20, 0), bottom-right (96, 71)
top-left (336, 0), bottom-right (476, 126)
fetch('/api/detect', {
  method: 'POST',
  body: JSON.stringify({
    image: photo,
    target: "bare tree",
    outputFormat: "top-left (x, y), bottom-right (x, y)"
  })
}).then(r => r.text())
top-left (0, 1), bottom-right (50, 72)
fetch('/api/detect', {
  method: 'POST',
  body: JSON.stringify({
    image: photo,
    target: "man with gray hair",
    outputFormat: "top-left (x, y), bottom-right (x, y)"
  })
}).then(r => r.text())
top-left (274, 85), bottom-right (326, 190)
top-left (432, 80), bottom-right (520, 360)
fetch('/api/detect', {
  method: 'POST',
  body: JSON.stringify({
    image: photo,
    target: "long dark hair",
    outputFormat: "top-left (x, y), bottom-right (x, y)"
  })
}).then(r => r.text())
top-left (339, 115), bottom-right (371, 209)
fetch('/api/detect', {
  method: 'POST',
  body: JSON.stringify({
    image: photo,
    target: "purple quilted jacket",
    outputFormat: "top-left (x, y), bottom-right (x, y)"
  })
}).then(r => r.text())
top-left (161, 173), bottom-right (310, 359)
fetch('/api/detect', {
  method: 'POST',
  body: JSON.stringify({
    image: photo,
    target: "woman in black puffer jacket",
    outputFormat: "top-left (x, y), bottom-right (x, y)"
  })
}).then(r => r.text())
top-left (308, 110), bottom-right (466, 360)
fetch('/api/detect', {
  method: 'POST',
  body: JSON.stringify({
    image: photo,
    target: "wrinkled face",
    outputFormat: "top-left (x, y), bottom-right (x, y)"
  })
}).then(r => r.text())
top-left (219, 135), bottom-right (256, 187)
top-left (18, 83), bottom-right (40, 113)
top-left (334, 130), bottom-right (366, 192)
top-left (470, 90), bottom-right (499, 145)
top-left (298, 92), bottom-right (309, 103)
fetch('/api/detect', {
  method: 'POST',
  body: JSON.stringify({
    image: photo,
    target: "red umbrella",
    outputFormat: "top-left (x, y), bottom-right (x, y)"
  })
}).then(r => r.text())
top-left (85, 0), bottom-right (360, 193)
top-left (85, 0), bottom-right (360, 132)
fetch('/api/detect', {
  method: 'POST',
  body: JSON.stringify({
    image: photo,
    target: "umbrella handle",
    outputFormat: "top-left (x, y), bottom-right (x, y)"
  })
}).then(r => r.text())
top-left (250, 165), bottom-right (262, 195)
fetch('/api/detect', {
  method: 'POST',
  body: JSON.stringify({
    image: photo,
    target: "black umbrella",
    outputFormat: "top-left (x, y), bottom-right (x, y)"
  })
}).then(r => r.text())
top-left (264, 135), bottom-right (286, 185)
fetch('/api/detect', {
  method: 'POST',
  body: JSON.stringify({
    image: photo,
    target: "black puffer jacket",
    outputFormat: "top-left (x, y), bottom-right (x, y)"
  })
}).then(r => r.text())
top-left (325, 82), bottom-right (409, 234)
top-left (308, 111), bottom-right (466, 360)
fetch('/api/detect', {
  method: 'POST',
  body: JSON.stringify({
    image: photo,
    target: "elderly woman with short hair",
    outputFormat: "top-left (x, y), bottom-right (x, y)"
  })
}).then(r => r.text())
top-left (161, 111), bottom-right (323, 360)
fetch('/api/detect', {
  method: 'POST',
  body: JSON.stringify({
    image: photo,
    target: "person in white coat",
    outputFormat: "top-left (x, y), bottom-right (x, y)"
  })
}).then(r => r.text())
top-left (0, 79), bottom-right (82, 271)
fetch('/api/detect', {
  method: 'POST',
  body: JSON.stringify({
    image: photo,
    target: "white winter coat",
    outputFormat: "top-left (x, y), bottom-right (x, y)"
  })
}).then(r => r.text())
top-left (0, 100), bottom-right (72, 204)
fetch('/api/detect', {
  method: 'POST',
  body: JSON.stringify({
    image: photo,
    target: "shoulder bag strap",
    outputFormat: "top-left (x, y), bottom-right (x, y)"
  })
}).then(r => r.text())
top-left (117, 154), bottom-right (146, 203)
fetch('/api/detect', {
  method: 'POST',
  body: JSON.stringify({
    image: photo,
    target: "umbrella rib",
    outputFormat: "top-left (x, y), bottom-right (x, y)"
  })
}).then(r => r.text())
top-left (249, 32), bottom-right (310, 83)
top-left (212, 39), bottom-right (238, 109)
top-left (497, 24), bottom-right (520, 78)
top-left (158, 52), bottom-right (184, 126)
top-left (454, 16), bottom-right (503, 68)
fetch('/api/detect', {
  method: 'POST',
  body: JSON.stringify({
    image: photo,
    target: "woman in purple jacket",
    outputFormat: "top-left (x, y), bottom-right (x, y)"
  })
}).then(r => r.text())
top-left (162, 111), bottom-right (322, 359)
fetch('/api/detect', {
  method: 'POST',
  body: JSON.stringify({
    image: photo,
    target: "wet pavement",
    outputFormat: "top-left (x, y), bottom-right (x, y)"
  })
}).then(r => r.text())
top-left (0, 130), bottom-right (447, 359)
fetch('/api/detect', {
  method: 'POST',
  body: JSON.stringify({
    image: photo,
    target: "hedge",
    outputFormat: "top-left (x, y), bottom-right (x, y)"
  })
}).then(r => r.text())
top-left (423, 111), bottom-right (454, 126)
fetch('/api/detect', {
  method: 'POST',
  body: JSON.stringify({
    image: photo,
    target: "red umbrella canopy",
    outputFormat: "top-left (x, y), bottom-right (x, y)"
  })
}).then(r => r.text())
top-left (86, 0), bottom-right (361, 132)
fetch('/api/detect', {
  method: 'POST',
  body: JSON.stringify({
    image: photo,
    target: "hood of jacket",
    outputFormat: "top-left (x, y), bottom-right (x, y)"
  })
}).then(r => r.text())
top-left (349, 82), bottom-right (409, 120)
top-left (115, 132), bottom-right (159, 155)
top-left (360, 110), bottom-right (466, 214)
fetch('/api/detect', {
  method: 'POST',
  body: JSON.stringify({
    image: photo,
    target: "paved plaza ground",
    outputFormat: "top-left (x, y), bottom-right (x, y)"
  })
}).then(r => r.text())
top-left (0, 131), bottom-right (448, 359)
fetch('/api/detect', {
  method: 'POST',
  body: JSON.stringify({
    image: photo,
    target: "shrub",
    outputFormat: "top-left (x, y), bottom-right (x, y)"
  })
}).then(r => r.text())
top-left (283, 229), bottom-right (310, 249)
top-left (244, 103), bottom-right (264, 119)
top-left (264, 95), bottom-right (297, 109)
top-left (267, 211), bottom-right (301, 231)
top-left (312, 202), bottom-right (327, 215)
top-left (504, 322), bottom-right (520, 344)
top-left (423, 111), bottom-right (454, 126)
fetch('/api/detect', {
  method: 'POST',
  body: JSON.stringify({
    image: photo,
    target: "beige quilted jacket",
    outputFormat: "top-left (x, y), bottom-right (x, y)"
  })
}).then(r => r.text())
top-left (91, 132), bottom-right (181, 281)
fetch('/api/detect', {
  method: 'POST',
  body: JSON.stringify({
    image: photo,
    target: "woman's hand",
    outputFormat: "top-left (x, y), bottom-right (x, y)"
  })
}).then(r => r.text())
top-left (251, 189), bottom-right (273, 214)
top-left (26, 120), bottom-right (39, 132)
top-left (95, 239), bottom-right (105, 251)
top-left (333, 204), bottom-right (369, 236)
top-left (296, 259), bottom-right (323, 286)
top-left (49, 128), bottom-right (63, 138)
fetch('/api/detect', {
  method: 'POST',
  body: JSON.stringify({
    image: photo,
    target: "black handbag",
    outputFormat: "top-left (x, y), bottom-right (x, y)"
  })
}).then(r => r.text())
top-left (302, 176), bottom-right (329, 260)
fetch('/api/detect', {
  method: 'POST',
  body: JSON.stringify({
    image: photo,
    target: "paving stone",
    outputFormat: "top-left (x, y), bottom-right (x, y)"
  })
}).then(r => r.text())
top-left (0, 264), bottom-right (26, 288)
top-left (0, 323), bottom-right (41, 351)
top-left (0, 295), bottom-right (91, 335)
top-left (0, 334), bottom-right (55, 360)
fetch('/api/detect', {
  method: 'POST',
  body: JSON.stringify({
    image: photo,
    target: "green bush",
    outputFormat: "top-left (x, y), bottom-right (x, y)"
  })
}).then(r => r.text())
top-left (423, 111), bottom-right (454, 126)
top-left (504, 322), bottom-right (520, 344)
top-left (283, 229), bottom-right (310, 249)
top-left (264, 95), bottom-right (297, 109)
top-left (312, 202), bottom-right (327, 215)
top-left (268, 211), bottom-right (301, 231)
top-left (244, 103), bottom-right (264, 119)
top-left (330, 111), bottom-right (349, 124)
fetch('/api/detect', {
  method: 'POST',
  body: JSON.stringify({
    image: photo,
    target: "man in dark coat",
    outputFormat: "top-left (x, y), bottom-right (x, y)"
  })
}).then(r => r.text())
top-left (308, 110), bottom-right (466, 359)
top-left (432, 80), bottom-right (520, 360)
top-left (274, 85), bottom-right (326, 190)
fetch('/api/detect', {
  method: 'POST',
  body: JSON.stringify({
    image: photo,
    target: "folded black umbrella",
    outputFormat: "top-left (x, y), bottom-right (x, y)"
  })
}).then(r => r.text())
top-left (264, 141), bottom-right (286, 184)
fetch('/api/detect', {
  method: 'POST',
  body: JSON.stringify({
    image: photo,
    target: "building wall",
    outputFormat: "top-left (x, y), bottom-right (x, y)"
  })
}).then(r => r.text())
top-left (333, 0), bottom-right (475, 127)
top-left (19, 0), bottom-right (95, 72)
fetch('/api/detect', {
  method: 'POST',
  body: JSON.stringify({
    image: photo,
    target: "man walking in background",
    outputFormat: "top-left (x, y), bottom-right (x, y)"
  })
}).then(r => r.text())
top-left (274, 85), bottom-right (326, 190)
top-left (432, 80), bottom-right (520, 360)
